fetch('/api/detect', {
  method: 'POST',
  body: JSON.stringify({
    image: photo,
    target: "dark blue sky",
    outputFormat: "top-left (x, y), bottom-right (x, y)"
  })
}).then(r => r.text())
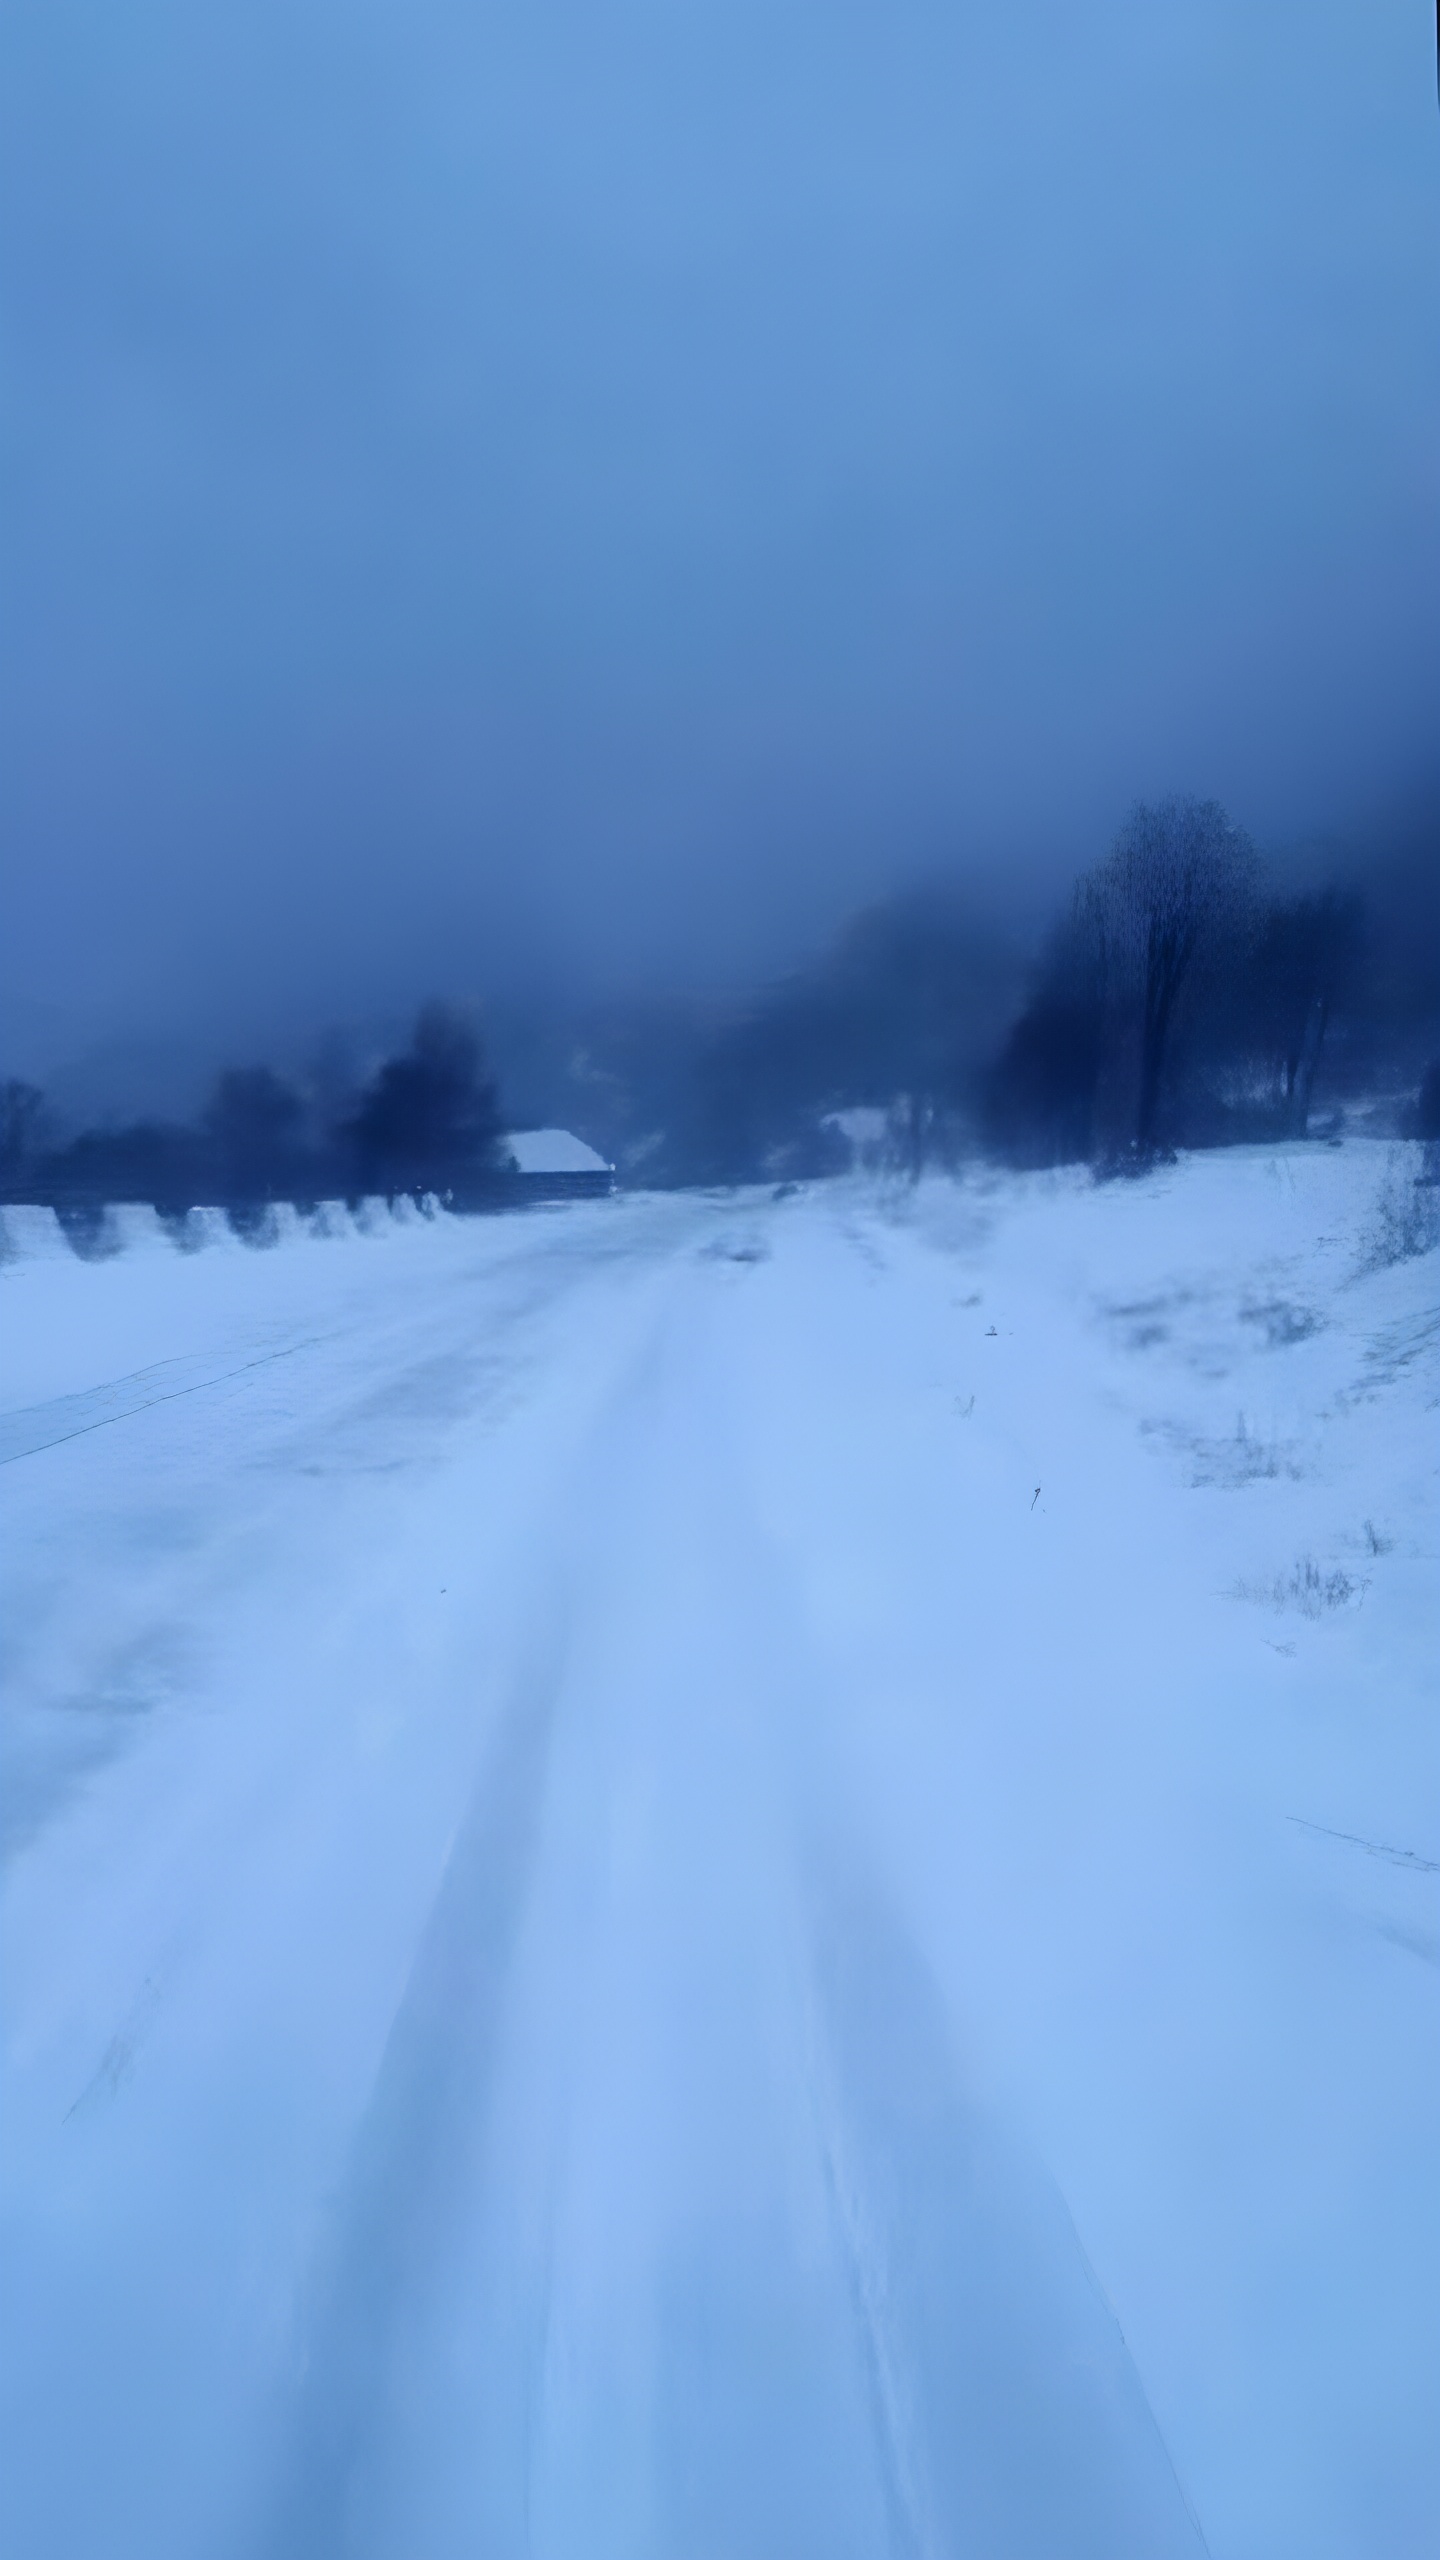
top-left (3, 1), bottom-right (1437, 1088)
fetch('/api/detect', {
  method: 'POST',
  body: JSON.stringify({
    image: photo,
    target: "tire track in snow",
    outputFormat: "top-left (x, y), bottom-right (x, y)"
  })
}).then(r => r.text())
top-left (253, 1265), bottom-right (698, 2560)
top-left (257, 1610), bottom-right (573, 2560)
top-left (318, 1254), bottom-right (907, 2560)
top-left (803, 1869), bottom-right (1209, 2558)
top-left (707, 1204), bottom-right (1210, 2553)
top-left (0, 1337), bottom-right (336, 1465)
top-left (262, 1198), bottom-right (1210, 2557)
top-left (500, 1212), bottom-right (1206, 2556)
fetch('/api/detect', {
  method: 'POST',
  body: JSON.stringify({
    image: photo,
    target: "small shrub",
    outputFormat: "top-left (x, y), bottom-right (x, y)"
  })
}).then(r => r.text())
top-left (1360, 1151), bottom-right (1440, 1272)
top-left (1281, 1556), bottom-right (1357, 1617)
top-left (1237, 1555), bottom-right (1360, 1617)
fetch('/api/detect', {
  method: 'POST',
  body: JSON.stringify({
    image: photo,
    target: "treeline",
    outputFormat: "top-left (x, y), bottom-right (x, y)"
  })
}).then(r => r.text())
top-left (644, 796), bottom-right (1440, 1184)
top-left (986, 798), bottom-right (1439, 1166)
top-left (985, 797), bottom-right (1352, 1168)
top-left (4, 799), bottom-right (1437, 1218)
top-left (0, 1004), bottom-right (510, 1224)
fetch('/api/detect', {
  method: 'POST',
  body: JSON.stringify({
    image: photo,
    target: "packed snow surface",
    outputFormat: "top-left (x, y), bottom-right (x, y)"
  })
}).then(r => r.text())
top-left (1, 1151), bottom-right (1436, 2559)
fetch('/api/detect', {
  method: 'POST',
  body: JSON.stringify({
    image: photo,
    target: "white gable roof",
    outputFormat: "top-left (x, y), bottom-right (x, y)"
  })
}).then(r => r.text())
top-left (504, 1128), bottom-right (611, 1176)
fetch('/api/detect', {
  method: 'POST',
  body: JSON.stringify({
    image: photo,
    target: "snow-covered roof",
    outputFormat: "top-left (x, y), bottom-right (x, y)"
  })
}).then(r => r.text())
top-left (504, 1128), bottom-right (612, 1176)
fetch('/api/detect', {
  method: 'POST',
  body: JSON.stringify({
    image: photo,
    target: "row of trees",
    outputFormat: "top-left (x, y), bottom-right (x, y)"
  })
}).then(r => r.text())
top-left (984, 797), bottom-right (1369, 1168)
top-left (655, 796), bottom-right (1437, 1183)
top-left (4, 798), bottom-right (1435, 1213)
top-left (0, 1005), bottom-right (508, 1217)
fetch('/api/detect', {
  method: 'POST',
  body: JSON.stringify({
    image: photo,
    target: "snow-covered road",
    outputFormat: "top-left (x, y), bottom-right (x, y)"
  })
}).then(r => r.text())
top-left (2, 1156), bottom-right (1436, 2558)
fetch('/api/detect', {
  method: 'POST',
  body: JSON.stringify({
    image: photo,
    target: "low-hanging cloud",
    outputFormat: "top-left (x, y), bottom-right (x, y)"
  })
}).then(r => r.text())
top-left (2, 0), bottom-right (1437, 1081)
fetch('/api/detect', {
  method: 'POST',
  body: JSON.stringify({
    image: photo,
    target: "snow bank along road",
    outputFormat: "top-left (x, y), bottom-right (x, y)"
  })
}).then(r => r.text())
top-left (1, 1152), bottom-right (1435, 2560)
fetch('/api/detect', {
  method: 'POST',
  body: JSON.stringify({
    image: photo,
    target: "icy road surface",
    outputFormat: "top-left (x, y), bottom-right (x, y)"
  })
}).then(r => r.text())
top-left (2, 1155), bottom-right (1436, 2559)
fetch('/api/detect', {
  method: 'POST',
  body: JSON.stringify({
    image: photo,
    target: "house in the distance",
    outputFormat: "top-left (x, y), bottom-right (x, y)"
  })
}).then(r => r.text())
top-left (502, 1128), bottom-right (615, 1200)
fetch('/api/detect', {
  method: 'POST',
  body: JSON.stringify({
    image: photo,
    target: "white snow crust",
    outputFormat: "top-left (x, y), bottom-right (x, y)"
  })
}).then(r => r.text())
top-left (1, 1147), bottom-right (1435, 2558)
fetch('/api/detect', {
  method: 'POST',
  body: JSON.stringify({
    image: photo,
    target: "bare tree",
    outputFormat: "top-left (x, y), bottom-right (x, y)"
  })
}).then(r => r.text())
top-left (1251, 888), bottom-right (1362, 1134)
top-left (981, 903), bottom-right (1111, 1167)
top-left (1088, 797), bottom-right (1257, 1155)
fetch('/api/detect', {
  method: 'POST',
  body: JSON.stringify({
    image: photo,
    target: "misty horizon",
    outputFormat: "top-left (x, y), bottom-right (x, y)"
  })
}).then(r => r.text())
top-left (3, 2), bottom-right (1437, 1098)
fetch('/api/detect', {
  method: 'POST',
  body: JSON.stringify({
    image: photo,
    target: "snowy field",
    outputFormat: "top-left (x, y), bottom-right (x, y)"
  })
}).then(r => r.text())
top-left (1, 1148), bottom-right (1436, 2560)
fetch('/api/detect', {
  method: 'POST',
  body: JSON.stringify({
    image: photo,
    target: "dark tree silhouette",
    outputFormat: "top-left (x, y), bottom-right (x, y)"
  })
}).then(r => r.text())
top-left (347, 1003), bottom-right (504, 1201)
top-left (982, 924), bottom-right (1107, 1167)
top-left (44, 1122), bottom-right (204, 1219)
top-left (1086, 797), bottom-right (1257, 1155)
top-left (1250, 889), bottom-right (1363, 1134)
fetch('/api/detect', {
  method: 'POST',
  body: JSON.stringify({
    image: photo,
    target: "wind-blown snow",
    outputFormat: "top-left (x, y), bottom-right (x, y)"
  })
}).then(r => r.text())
top-left (1, 1150), bottom-right (1435, 2558)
